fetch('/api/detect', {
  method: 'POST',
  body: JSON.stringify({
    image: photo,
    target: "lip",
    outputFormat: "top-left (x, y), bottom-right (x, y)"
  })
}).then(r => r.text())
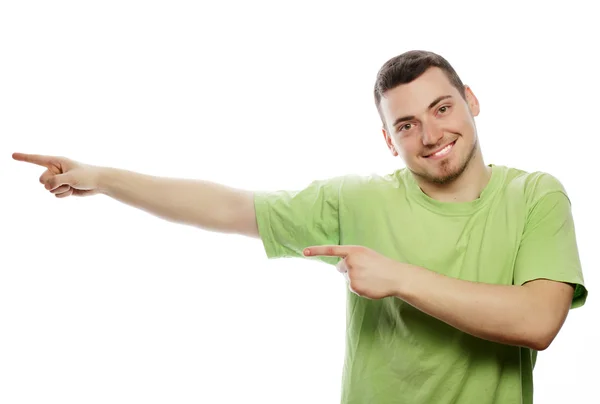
top-left (424, 140), bottom-right (456, 159)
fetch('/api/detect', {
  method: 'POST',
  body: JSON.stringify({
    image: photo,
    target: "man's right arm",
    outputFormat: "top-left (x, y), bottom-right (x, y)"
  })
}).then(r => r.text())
top-left (14, 152), bottom-right (341, 254)
top-left (99, 167), bottom-right (260, 238)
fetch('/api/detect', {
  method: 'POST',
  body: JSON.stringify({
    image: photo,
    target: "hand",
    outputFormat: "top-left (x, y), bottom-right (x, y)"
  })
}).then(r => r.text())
top-left (13, 153), bottom-right (103, 198)
top-left (303, 245), bottom-right (403, 299)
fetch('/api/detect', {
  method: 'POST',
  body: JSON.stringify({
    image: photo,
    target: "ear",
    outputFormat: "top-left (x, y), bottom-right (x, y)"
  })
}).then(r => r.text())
top-left (382, 127), bottom-right (398, 156)
top-left (464, 85), bottom-right (480, 117)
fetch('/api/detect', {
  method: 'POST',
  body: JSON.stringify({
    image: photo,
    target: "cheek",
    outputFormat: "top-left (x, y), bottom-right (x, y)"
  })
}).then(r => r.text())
top-left (452, 113), bottom-right (475, 133)
top-left (397, 137), bottom-right (421, 158)
top-left (457, 121), bottom-right (476, 143)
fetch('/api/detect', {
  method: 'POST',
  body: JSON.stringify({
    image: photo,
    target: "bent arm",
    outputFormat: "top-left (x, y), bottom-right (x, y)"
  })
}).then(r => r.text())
top-left (99, 167), bottom-right (259, 238)
top-left (395, 266), bottom-right (574, 351)
top-left (398, 181), bottom-right (585, 351)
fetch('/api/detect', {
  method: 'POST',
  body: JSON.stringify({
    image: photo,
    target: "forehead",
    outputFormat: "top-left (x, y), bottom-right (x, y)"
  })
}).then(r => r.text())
top-left (380, 67), bottom-right (459, 125)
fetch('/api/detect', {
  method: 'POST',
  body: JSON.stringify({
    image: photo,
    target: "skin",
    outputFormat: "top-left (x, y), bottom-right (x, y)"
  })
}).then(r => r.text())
top-left (11, 153), bottom-right (259, 237)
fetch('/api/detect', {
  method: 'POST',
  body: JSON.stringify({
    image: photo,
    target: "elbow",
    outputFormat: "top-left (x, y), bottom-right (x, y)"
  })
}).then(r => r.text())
top-left (519, 279), bottom-right (574, 352)
top-left (525, 309), bottom-right (570, 351)
top-left (528, 336), bottom-right (552, 351)
top-left (526, 327), bottom-right (559, 351)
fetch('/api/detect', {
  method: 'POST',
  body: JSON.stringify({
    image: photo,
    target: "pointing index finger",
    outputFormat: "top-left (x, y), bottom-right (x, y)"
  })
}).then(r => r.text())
top-left (303, 245), bottom-right (351, 257)
top-left (12, 153), bottom-right (55, 168)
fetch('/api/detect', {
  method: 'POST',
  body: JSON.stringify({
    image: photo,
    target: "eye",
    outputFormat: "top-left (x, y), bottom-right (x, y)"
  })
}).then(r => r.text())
top-left (398, 123), bottom-right (414, 132)
top-left (438, 105), bottom-right (451, 114)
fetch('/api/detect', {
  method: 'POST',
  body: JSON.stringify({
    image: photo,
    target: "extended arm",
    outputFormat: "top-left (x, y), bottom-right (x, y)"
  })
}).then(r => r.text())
top-left (99, 168), bottom-right (259, 237)
top-left (13, 153), bottom-right (260, 238)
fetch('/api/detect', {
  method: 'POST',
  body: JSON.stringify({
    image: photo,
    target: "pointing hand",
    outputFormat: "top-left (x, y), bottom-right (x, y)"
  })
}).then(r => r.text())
top-left (13, 153), bottom-right (103, 198)
top-left (304, 245), bottom-right (404, 299)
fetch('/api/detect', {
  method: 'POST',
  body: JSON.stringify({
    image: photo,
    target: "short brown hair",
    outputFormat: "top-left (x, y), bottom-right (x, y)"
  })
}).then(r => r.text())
top-left (374, 50), bottom-right (466, 128)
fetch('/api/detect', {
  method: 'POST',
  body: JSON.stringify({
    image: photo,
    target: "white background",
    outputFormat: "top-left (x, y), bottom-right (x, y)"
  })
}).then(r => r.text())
top-left (1, 1), bottom-right (598, 403)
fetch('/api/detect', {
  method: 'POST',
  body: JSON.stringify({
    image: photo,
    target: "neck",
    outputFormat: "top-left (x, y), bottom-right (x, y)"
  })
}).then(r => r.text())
top-left (416, 149), bottom-right (492, 203)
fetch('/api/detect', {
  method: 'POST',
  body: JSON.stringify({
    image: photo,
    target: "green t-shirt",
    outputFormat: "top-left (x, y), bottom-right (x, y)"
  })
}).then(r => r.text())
top-left (253, 164), bottom-right (587, 404)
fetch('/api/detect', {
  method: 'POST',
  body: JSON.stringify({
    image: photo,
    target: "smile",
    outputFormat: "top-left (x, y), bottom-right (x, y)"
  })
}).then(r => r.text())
top-left (425, 140), bottom-right (456, 160)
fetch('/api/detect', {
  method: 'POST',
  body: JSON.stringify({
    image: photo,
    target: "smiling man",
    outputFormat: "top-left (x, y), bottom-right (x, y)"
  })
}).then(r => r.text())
top-left (14, 50), bottom-right (587, 404)
top-left (379, 64), bottom-right (487, 197)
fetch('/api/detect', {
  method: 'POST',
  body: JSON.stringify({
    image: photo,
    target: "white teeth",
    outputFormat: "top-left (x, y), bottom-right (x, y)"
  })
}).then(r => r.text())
top-left (431, 143), bottom-right (453, 157)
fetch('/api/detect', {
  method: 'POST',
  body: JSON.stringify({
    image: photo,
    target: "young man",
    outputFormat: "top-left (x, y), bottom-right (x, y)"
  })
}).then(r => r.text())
top-left (14, 50), bottom-right (587, 404)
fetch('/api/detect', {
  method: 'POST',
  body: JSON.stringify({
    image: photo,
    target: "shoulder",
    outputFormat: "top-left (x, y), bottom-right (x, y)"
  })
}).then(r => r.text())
top-left (337, 169), bottom-right (407, 196)
top-left (496, 165), bottom-right (570, 208)
top-left (254, 170), bottom-right (403, 205)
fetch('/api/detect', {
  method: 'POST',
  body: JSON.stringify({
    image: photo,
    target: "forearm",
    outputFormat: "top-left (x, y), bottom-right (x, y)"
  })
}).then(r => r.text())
top-left (98, 167), bottom-right (259, 237)
top-left (396, 265), bottom-right (552, 350)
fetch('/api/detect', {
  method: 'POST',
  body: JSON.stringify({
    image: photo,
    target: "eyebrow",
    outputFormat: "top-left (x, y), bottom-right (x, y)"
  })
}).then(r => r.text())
top-left (391, 95), bottom-right (453, 129)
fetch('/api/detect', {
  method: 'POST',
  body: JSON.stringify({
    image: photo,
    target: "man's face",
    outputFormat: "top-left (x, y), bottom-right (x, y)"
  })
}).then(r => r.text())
top-left (380, 67), bottom-right (480, 185)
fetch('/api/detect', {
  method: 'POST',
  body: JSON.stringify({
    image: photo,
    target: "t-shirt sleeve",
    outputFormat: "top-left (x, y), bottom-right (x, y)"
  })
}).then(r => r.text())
top-left (253, 177), bottom-right (343, 266)
top-left (513, 177), bottom-right (587, 309)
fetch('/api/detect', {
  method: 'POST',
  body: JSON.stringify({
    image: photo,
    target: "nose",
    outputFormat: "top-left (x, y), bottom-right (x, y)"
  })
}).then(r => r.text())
top-left (421, 122), bottom-right (444, 146)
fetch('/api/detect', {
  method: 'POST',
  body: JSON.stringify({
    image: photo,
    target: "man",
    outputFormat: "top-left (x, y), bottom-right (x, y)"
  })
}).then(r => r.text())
top-left (14, 50), bottom-right (587, 403)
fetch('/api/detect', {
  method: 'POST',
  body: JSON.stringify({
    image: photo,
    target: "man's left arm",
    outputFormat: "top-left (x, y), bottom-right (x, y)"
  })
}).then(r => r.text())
top-left (395, 190), bottom-right (587, 351)
top-left (395, 265), bottom-right (574, 351)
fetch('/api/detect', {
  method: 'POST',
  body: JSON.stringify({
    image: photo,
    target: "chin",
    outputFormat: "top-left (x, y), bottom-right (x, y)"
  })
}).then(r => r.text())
top-left (429, 167), bottom-right (465, 185)
top-left (411, 146), bottom-right (476, 185)
top-left (414, 165), bottom-right (464, 185)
